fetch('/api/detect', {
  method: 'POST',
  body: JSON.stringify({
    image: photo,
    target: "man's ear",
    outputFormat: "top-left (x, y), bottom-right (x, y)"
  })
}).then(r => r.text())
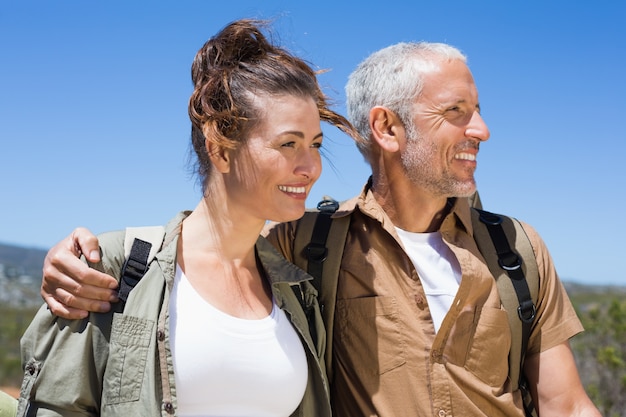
top-left (206, 138), bottom-right (231, 173)
top-left (370, 106), bottom-right (403, 153)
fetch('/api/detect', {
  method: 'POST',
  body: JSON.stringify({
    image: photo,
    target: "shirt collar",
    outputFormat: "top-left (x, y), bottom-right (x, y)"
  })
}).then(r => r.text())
top-left (351, 176), bottom-right (476, 237)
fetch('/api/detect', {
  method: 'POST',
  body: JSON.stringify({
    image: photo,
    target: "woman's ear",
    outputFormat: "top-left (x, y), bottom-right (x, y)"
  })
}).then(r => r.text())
top-left (206, 138), bottom-right (231, 173)
top-left (369, 106), bottom-right (404, 153)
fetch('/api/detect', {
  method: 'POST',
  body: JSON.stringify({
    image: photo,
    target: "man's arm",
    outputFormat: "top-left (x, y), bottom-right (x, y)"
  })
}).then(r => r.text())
top-left (524, 341), bottom-right (601, 416)
top-left (42, 227), bottom-right (119, 319)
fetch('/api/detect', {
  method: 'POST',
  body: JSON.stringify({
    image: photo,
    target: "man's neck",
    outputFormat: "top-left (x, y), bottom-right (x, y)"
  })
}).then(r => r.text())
top-left (370, 176), bottom-right (450, 233)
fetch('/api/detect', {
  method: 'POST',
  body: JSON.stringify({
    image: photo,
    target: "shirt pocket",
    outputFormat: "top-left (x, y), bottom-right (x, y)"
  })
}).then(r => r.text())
top-left (463, 307), bottom-right (511, 387)
top-left (336, 296), bottom-right (406, 375)
top-left (102, 313), bottom-right (155, 405)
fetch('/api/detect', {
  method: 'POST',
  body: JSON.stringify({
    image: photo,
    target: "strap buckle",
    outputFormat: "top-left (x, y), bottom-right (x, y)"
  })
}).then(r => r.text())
top-left (306, 243), bottom-right (328, 263)
top-left (518, 299), bottom-right (537, 323)
top-left (317, 198), bottom-right (339, 213)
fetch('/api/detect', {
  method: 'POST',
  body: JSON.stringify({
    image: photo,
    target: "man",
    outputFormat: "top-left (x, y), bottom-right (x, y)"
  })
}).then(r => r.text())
top-left (40, 42), bottom-right (600, 416)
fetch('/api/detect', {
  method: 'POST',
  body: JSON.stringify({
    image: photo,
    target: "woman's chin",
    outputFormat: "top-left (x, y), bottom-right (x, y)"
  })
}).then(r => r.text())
top-left (270, 208), bottom-right (307, 224)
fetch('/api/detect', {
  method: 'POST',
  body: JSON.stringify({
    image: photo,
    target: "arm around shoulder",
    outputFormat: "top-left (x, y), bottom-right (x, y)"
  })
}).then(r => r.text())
top-left (18, 231), bottom-right (127, 416)
top-left (42, 228), bottom-right (120, 318)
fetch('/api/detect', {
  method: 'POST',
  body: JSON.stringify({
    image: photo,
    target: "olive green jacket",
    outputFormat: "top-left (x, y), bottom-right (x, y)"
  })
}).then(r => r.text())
top-left (18, 211), bottom-right (329, 416)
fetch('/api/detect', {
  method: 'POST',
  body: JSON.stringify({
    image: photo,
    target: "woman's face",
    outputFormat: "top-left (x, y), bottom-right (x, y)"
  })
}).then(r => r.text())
top-left (223, 94), bottom-right (323, 224)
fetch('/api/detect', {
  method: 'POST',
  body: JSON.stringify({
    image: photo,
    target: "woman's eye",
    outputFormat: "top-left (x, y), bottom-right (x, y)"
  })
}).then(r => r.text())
top-left (281, 141), bottom-right (296, 148)
top-left (311, 142), bottom-right (322, 149)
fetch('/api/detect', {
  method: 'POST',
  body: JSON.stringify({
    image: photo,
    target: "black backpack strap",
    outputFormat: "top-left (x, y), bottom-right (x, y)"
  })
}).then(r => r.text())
top-left (118, 238), bottom-right (152, 303)
top-left (291, 199), bottom-right (340, 347)
top-left (472, 208), bottom-right (539, 416)
top-left (304, 198), bottom-right (340, 291)
top-left (118, 226), bottom-right (166, 304)
top-left (477, 209), bottom-right (537, 327)
top-left (293, 197), bottom-right (350, 381)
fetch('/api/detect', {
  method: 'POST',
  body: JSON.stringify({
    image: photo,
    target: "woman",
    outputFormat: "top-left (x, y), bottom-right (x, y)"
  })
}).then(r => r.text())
top-left (17, 19), bottom-right (358, 417)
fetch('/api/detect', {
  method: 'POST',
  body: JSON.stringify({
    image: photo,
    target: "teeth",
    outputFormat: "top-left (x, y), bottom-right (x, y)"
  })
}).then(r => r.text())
top-left (455, 152), bottom-right (476, 161)
top-left (279, 185), bottom-right (306, 194)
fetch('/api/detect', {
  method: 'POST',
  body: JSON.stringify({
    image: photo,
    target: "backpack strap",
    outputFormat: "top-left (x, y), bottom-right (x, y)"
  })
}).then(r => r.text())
top-left (118, 226), bottom-right (166, 303)
top-left (471, 208), bottom-right (539, 396)
top-left (300, 198), bottom-right (340, 291)
top-left (293, 197), bottom-right (350, 381)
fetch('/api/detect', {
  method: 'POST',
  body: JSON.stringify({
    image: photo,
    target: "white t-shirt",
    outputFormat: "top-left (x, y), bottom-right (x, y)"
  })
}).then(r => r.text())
top-left (170, 265), bottom-right (308, 417)
top-left (395, 228), bottom-right (462, 333)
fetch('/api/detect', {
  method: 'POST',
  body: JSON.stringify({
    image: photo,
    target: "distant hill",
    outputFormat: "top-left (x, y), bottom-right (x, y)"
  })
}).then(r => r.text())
top-left (0, 242), bottom-right (623, 308)
top-left (564, 281), bottom-right (626, 294)
top-left (0, 242), bottom-right (47, 279)
top-left (0, 243), bottom-right (47, 308)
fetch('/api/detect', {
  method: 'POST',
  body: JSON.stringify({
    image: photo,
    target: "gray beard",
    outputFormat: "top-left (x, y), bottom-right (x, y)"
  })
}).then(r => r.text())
top-left (400, 125), bottom-right (476, 198)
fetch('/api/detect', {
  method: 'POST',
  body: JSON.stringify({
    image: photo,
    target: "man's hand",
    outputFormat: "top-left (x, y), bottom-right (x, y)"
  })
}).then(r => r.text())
top-left (42, 227), bottom-right (119, 319)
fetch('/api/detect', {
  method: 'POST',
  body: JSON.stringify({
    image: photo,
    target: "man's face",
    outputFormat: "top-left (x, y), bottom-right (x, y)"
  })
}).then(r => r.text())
top-left (401, 59), bottom-right (490, 198)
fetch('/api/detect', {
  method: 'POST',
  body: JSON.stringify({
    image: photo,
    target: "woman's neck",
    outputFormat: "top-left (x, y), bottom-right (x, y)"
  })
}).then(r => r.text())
top-left (175, 198), bottom-right (273, 319)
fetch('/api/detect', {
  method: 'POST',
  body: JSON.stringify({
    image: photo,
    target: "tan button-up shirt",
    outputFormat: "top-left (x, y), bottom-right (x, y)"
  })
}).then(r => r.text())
top-left (267, 182), bottom-right (583, 416)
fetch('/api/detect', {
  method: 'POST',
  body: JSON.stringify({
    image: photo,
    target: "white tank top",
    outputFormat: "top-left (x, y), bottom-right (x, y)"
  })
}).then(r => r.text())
top-left (395, 228), bottom-right (462, 333)
top-left (169, 265), bottom-right (308, 417)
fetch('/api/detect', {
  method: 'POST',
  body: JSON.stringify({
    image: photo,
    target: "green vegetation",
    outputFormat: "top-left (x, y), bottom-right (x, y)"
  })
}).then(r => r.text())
top-left (569, 285), bottom-right (626, 417)
top-left (0, 306), bottom-right (39, 389)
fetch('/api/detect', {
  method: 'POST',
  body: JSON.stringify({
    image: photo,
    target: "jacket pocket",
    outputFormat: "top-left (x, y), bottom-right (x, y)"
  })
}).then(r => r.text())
top-left (102, 314), bottom-right (154, 405)
top-left (336, 296), bottom-right (406, 375)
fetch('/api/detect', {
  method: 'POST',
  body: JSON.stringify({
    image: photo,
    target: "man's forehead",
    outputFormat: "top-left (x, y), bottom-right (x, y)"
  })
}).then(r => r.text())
top-left (419, 62), bottom-right (477, 99)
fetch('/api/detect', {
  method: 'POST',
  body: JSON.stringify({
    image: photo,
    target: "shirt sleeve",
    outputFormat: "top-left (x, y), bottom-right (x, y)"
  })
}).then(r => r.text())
top-left (19, 306), bottom-right (110, 416)
top-left (521, 221), bottom-right (584, 356)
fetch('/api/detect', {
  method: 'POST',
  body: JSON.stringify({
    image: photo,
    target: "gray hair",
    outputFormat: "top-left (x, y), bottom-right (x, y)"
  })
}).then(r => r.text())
top-left (345, 42), bottom-right (467, 159)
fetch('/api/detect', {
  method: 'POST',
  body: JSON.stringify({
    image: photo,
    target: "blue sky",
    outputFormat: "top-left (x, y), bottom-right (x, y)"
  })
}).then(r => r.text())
top-left (1, 1), bottom-right (624, 285)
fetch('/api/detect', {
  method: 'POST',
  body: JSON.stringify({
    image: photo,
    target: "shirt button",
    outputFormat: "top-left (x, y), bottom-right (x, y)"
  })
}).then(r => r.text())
top-left (163, 401), bottom-right (174, 413)
top-left (438, 409), bottom-right (447, 417)
top-left (157, 329), bottom-right (165, 341)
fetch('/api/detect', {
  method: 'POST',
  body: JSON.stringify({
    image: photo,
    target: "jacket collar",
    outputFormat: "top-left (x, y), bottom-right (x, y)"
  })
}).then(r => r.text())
top-left (255, 236), bottom-right (313, 285)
